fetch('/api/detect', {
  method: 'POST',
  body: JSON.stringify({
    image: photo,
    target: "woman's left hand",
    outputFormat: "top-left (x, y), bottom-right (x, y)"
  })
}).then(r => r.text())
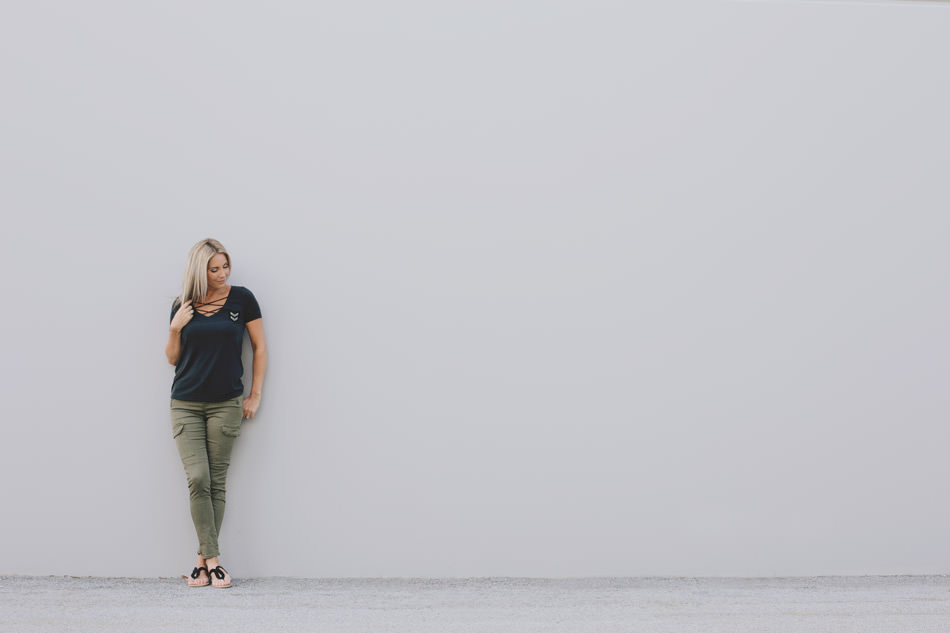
top-left (243, 394), bottom-right (261, 419)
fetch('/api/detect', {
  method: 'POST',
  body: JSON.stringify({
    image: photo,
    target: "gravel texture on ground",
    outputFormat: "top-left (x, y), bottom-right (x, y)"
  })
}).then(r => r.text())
top-left (2, 575), bottom-right (950, 632)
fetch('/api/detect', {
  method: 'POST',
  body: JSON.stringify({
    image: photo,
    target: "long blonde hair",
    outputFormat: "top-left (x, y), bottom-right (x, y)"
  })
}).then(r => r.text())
top-left (177, 238), bottom-right (231, 307)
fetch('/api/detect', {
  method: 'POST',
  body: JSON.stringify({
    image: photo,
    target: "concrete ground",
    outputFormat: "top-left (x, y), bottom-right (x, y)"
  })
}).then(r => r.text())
top-left (2, 575), bottom-right (950, 632)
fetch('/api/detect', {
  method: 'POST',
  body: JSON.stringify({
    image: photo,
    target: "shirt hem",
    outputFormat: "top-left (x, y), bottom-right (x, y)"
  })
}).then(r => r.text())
top-left (169, 390), bottom-right (244, 403)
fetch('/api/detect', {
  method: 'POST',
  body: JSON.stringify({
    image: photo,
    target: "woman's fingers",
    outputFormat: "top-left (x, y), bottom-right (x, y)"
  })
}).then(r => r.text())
top-left (173, 301), bottom-right (195, 329)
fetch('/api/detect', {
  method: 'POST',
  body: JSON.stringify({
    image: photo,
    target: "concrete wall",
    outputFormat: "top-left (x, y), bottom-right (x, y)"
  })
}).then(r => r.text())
top-left (2, 0), bottom-right (949, 577)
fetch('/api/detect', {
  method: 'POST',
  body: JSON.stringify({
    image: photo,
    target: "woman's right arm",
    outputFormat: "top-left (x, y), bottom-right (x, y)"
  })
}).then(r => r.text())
top-left (165, 300), bottom-right (194, 365)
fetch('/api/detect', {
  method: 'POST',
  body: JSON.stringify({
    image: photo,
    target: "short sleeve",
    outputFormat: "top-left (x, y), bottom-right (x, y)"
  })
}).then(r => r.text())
top-left (243, 288), bottom-right (262, 323)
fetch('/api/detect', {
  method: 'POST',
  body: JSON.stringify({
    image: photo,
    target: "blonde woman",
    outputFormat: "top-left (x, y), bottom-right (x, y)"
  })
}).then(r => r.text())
top-left (165, 238), bottom-right (267, 588)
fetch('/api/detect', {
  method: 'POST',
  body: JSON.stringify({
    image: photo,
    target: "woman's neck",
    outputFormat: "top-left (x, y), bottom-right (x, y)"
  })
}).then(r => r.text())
top-left (202, 285), bottom-right (230, 303)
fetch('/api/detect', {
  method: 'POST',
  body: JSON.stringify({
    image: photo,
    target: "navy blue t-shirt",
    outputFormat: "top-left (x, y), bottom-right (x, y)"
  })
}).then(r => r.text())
top-left (170, 285), bottom-right (262, 402)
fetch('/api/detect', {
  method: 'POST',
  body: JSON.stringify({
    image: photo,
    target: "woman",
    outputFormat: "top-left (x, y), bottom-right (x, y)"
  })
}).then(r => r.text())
top-left (165, 238), bottom-right (267, 588)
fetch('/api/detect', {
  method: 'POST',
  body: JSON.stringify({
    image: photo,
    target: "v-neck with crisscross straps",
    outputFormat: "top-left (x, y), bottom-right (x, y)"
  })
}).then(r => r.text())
top-left (170, 286), bottom-right (262, 402)
top-left (193, 290), bottom-right (230, 317)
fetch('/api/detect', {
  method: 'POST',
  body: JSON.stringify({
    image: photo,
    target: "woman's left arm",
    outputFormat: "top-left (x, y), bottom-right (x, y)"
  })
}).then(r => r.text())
top-left (244, 319), bottom-right (268, 419)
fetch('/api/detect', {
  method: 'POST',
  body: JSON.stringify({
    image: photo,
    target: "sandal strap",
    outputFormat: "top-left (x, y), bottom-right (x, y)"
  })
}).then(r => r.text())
top-left (209, 566), bottom-right (228, 580)
top-left (190, 566), bottom-right (208, 580)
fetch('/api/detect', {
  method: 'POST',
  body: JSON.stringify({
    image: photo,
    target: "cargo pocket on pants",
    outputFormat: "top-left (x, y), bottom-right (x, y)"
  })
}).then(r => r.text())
top-left (221, 398), bottom-right (243, 438)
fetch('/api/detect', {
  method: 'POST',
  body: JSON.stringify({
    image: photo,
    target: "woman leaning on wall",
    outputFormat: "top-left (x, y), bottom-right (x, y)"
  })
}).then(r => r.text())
top-left (165, 238), bottom-right (267, 588)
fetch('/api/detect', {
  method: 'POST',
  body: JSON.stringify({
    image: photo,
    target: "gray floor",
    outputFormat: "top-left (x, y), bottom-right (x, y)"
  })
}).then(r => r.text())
top-left (2, 575), bottom-right (950, 632)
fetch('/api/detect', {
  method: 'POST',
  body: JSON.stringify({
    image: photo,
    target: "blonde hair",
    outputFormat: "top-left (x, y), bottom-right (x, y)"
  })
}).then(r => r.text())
top-left (177, 238), bottom-right (231, 307)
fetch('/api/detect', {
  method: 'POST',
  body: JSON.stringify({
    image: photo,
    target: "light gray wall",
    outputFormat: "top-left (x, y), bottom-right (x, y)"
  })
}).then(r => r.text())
top-left (2, 0), bottom-right (949, 577)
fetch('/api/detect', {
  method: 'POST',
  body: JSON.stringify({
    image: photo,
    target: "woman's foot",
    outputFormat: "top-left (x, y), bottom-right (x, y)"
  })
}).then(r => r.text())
top-left (205, 557), bottom-right (232, 588)
top-left (188, 556), bottom-right (209, 587)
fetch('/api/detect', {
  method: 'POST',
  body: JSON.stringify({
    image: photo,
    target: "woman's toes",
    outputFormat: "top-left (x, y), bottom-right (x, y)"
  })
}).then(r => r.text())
top-left (209, 566), bottom-right (232, 587)
top-left (188, 566), bottom-right (210, 586)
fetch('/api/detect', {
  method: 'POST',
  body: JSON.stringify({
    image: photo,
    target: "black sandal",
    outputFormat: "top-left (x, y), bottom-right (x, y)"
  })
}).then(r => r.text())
top-left (208, 565), bottom-right (232, 588)
top-left (189, 566), bottom-right (210, 587)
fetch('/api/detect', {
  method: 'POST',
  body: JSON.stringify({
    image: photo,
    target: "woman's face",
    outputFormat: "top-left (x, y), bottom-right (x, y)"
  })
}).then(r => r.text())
top-left (207, 253), bottom-right (230, 291)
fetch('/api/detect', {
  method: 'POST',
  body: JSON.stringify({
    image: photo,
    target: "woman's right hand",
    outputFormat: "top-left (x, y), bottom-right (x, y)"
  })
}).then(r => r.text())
top-left (170, 300), bottom-right (194, 332)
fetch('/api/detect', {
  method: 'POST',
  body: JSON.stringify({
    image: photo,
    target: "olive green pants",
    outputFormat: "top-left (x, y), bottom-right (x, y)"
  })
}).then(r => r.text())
top-left (170, 397), bottom-right (243, 559)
